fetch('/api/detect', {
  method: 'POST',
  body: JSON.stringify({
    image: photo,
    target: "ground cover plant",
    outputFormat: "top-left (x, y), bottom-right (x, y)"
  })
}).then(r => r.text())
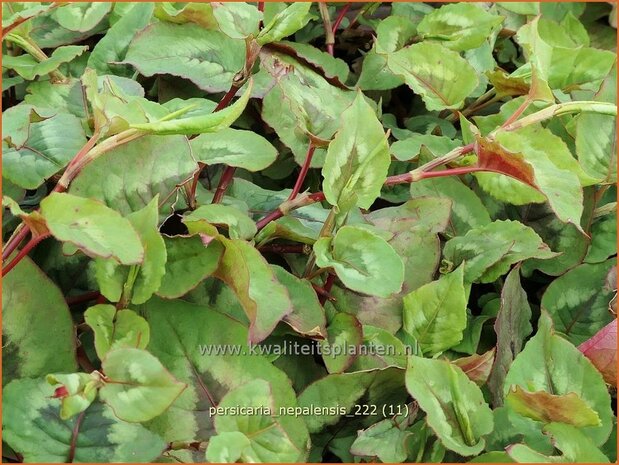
top-left (1, 1), bottom-right (617, 463)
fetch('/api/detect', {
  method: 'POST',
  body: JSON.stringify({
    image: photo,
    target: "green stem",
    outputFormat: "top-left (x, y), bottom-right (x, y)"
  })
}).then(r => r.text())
top-left (303, 208), bottom-right (336, 278)
top-left (5, 32), bottom-right (67, 82)
top-left (118, 265), bottom-right (140, 309)
top-left (501, 101), bottom-right (617, 133)
top-left (58, 128), bottom-right (142, 190)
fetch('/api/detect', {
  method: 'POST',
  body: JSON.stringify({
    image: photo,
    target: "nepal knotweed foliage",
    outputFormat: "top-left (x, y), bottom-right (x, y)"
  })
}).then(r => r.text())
top-left (1, 1), bottom-right (617, 463)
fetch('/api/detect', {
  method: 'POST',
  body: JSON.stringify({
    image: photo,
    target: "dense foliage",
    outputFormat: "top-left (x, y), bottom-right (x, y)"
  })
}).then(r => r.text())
top-left (1, 1), bottom-right (617, 463)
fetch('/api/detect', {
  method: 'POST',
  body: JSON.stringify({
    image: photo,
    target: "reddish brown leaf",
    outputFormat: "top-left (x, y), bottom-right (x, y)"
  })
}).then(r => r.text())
top-left (506, 386), bottom-right (601, 427)
top-left (578, 319), bottom-right (617, 386)
top-left (487, 69), bottom-right (529, 97)
top-left (474, 137), bottom-right (537, 188)
top-left (452, 349), bottom-right (495, 386)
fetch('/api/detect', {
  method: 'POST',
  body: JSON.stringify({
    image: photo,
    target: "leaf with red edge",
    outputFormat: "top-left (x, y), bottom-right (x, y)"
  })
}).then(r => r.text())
top-left (579, 319), bottom-right (617, 387)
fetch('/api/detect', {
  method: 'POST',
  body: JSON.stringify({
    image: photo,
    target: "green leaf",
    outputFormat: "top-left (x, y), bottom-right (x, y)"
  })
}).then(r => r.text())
top-left (256, 2), bottom-right (312, 45)
top-left (142, 297), bottom-right (309, 460)
top-left (314, 225), bottom-right (405, 298)
top-left (358, 47), bottom-right (404, 91)
top-left (350, 418), bottom-right (413, 463)
top-left (271, 265), bottom-right (327, 338)
top-left (130, 78), bottom-right (253, 135)
top-left (95, 197), bottom-right (167, 304)
top-left (3, 379), bottom-right (166, 462)
top-left (2, 257), bottom-right (77, 384)
top-left (211, 380), bottom-right (300, 462)
top-left (2, 45), bottom-right (88, 80)
top-left (541, 260), bottom-right (615, 345)
top-left (402, 265), bottom-right (467, 356)
top-left (488, 127), bottom-right (586, 226)
top-left (505, 386), bottom-right (601, 427)
top-left (260, 49), bottom-right (355, 167)
top-left (157, 236), bottom-right (224, 299)
top-left (212, 2), bottom-right (261, 39)
top-left (406, 356), bottom-right (494, 456)
top-left (586, 215), bottom-right (617, 263)
top-left (40, 192), bottom-right (144, 264)
top-left (87, 3), bottom-right (155, 77)
top-left (53, 3), bottom-right (112, 32)
top-left (507, 423), bottom-right (610, 463)
top-left (153, 2), bottom-right (217, 28)
top-left (3, 106), bottom-right (87, 189)
top-left (410, 177), bottom-right (491, 236)
top-left (418, 3), bottom-right (504, 51)
top-left (322, 92), bottom-right (391, 211)
top-left (320, 312), bottom-right (363, 374)
top-left (375, 15), bottom-right (417, 53)
top-left (46, 372), bottom-right (98, 420)
top-left (215, 238), bottom-right (293, 343)
top-left (206, 432), bottom-right (251, 462)
top-left (504, 312), bottom-right (613, 445)
top-left (487, 267), bottom-right (533, 407)
top-left (99, 348), bottom-right (186, 422)
top-left (69, 135), bottom-right (197, 217)
top-left (124, 22), bottom-right (245, 93)
top-left (520, 201), bottom-right (592, 277)
top-left (575, 68), bottom-right (616, 183)
top-left (387, 42), bottom-right (479, 111)
top-left (183, 204), bottom-right (257, 240)
top-left (190, 127), bottom-right (278, 172)
top-left (517, 17), bottom-right (616, 90)
top-left (84, 304), bottom-right (150, 359)
top-left (442, 220), bottom-right (556, 283)
top-left (297, 368), bottom-right (406, 433)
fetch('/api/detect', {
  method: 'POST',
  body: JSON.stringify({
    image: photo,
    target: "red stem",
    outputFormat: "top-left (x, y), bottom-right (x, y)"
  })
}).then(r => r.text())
top-left (255, 208), bottom-right (285, 231)
top-left (288, 144), bottom-right (315, 201)
top-left (2, 129), bottom-right (100, 271)
top-left (258, 1), bottom-right (264, 12)
top-left (327, 43), bottom-right (334, 56)
top-left (319, 273), bottom-right (336, 305)
top-left (214, 85), bottom-right (241, 112)
top-left (501, 97), bottom-right (531, 129)
top-left (2, 233), bottom-right (50, 276)
top-left (254, 164), bottom-right (483, 232)
top-left (418, 166), bottom-right (485, 180)
top-left (332, 3), bottom-right (351, 33)
top-left (211, 166), bottom-right (236, 204)
top-left (210, 83), bottom-right (245, 203)
top-left (2, 225), bottom-right (30, 261)
top-left (66, 291), bottom-right (101, 306)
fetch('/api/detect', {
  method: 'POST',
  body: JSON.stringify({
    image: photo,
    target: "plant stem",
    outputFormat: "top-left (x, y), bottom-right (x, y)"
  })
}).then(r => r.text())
top-left (2, 233), bottom-right (50, 276)
top-left (5, 32), bottom-right (66, 82)
top-left (66, 291), bottom-right (101, 306)
top-left (288, 143), bottom-right (316, 201)
top-left (211, 166), bottom-right (236, 204)
top-left (318, 2), bottom-right (335, 56)
top-left (259, 243), bottom-right (309, 254)
top-left (319, 273), bottom-right (336, 305)
top-left (214, 85), bottom-right (241, 112)
top-left (500, 101), bottom-right (617, 133)
top-left (500, 97), bottom-right (532, 129)
top-left (332, 3), bottom-right (352, 33)
top-left (255, 208), bottom-right (285, 231)
top-left (2, 224), bottom-right (30, 261)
